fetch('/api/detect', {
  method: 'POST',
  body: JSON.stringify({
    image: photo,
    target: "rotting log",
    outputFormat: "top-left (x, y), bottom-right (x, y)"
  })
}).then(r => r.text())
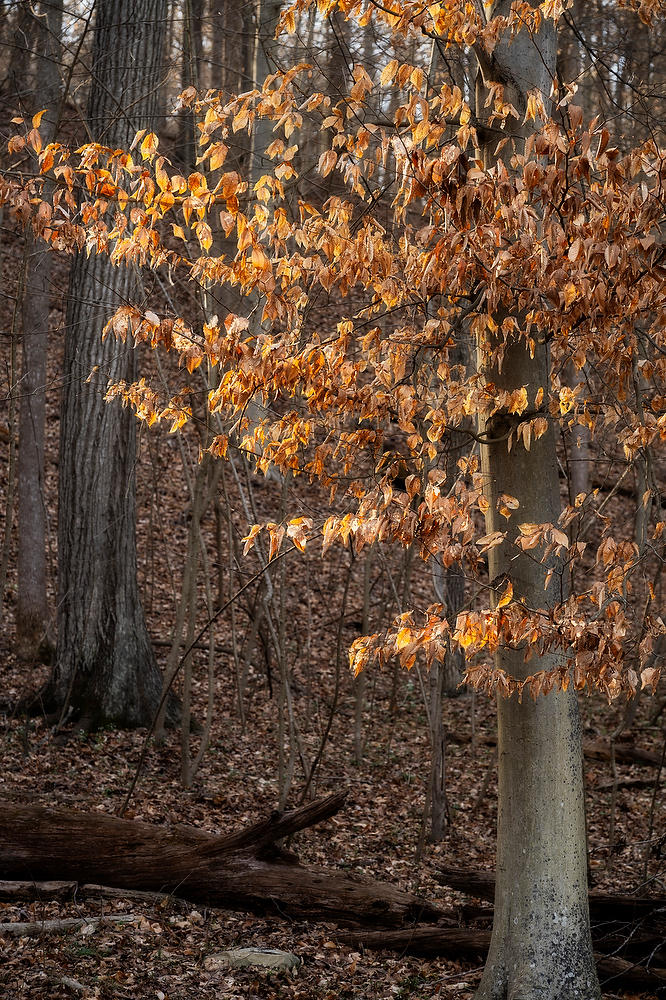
top-left (448, 732), bottom-right (662, 768)
top-left (0, 795), bottom-right (441, 928)
top-left (0, 880), bottom-right (194, 911)
top-left (340, 926), bottom-right (491, 958)
top-left (340, 927), bottom-right (666, 992)
top-left (0, 915), bottom-right (137, 937)
top-left (435, 864), bottom-right (666, 921)
top-left (584, 740), bottom-right (663, 768)
top-left (0, 880), bottom-right (78, 903)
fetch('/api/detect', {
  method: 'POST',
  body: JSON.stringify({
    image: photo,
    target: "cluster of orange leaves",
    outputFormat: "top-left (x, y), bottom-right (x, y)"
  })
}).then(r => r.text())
top-left (2, 0), bottom-right (665, 701)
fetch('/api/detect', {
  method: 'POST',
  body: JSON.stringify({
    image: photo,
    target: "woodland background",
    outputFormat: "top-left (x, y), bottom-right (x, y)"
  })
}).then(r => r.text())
top-left (0, 1), bottom-right (665, 998)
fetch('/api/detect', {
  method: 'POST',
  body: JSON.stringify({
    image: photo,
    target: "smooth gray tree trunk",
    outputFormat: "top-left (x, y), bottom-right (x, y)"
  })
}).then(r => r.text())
top-left (50, 0), bottom-right (168, 728)
top-left (16, 0), bottom-right (63, 661)
top-left (473, 5), bottom-right (599, 998)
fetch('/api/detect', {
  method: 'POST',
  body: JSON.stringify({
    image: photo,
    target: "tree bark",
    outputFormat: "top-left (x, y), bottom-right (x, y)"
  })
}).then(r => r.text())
top-left (16, 0), bottom-right (62, 662)
top-left (0, 795), bottom-right (442, 928)
top-left (3, 1), bottom-right (35, 101)
top-left (473, 5), bottom-right (599, 998)
top-left (50, 0), bottom-right (168, 728)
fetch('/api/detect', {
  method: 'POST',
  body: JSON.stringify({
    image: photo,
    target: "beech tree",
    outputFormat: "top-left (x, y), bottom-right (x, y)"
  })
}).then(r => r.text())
top-left (2, 0), bottom-right (665, 995)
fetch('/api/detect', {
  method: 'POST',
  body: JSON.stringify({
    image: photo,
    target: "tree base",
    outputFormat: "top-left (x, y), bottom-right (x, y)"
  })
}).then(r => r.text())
top-left (15, 677), bottom-right (181, 732)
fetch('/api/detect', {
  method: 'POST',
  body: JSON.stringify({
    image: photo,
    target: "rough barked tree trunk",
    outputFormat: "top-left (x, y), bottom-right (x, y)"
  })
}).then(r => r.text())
top-left (473, 5), bottom-right (600, 999)
top-left (51, 0), bottom-right (168, 728)
top-left (16, 0), bottom-right (63, 662)
top-left (3, 1), bottom-right (34, 101)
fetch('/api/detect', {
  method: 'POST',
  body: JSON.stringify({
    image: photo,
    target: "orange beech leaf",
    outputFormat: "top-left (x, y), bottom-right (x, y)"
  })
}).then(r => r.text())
top-left (241, 524), bottom-right (263, 555)
top-left (140, 132), bottom-right (158, 159)
top-left (208, 142), bottom-right (229, 170)
top-left (27, 128), bottom-right (42, 154)
top-left (39, 148), bottom-right (54, 174)
top-left (641, 667), bottom-right (660, 693)
top-left (267, 523), bottom-right (285, 561)
top-left (318, 150), bottom-right (337, 177)
top-left (380, 59), bottom-right (399, 86)
top-left (497, 579), bottom-right (513, 609)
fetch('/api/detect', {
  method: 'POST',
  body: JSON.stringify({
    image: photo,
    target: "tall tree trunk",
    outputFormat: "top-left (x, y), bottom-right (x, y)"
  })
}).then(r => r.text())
top-left (473, 6), bottom-right (599, 999)
top-left (4, 1), bottom-right (34, 101)
top-left (180, 0), bottom-right (204, 170)
top-left (50, 0), bottom-right (168, 729)
top-left (251, 0), bottom-right (282, 170)
top-left (16, 0), bottom-right (63, 662)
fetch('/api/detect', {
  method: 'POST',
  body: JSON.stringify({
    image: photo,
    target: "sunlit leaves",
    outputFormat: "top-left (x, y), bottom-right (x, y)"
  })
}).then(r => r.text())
top-left (318, 149), bottom-right (337, 177)
top-left (2, 11), bottom-right (665, 704)
top-left (139, 132), bottom-right (158, 160)
top-left (497, 579), bottom-right (513, 609)
top-left (380, 59), bottom-right (399, 87)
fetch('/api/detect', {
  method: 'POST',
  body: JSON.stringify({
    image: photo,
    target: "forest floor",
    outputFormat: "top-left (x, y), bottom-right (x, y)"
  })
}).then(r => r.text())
top-left (1, 164), bottom-right (665, 1000)
top-left (0, 652), bottom-right (664, 1000)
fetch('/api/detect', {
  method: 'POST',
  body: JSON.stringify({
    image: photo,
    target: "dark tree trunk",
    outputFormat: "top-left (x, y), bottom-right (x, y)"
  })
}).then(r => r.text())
top-left (50, 0), bottom-right (168, 728)
top-left (16, 0), bottom-right (63, 663)
top-left (0, 795), bottom-right (442, 928)
top-left (3, 1), bottom-right (34, 101)
top-left (180, 0), bottom-right (203, 174)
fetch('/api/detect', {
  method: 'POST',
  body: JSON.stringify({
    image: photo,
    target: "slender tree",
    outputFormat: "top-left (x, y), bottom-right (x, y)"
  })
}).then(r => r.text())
top-left (16, 0), bottom-right (63, 662)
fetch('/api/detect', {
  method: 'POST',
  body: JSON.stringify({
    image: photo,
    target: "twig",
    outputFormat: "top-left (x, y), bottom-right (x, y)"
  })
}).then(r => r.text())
top-left (119, 547), bottom-right (295, 816)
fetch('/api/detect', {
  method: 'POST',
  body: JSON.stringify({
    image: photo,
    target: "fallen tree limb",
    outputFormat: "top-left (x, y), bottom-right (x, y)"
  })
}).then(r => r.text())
top-left (340, 927), bottom-right (666, 992)
top-left (0, 796), bottom-right (441, 928)
top-left (0, 914), bottom-right (137, 937)
top-left (593, 955), bottom-right (666, 992)
top-left (0, 880), bottom-right (78, 903)
top-left (340, 926), bottom-right (491, 958)
top-left (0, 880), bottom-right (193, 910)
top-left (435, 864), bottom-right (666, 921)
top-left (595, 776), bottom-right (660, 792)
top-left (448, 733), bottom-right (662, 768)
top-left (584, 741), bottom-right (663, 768)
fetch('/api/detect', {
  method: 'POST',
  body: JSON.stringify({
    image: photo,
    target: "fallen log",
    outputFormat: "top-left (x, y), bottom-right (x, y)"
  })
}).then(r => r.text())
top-left (595, 776), bottom-right (660, 792)
top-left (0, 914), bottom-right (137, 937)
top-left (0, 880), bottom-right (78, 903)
top-left (0, 880), bottom-right (195, 911)
top-left (0, 796), bottom-right (441, 928)
top-left (593, 956), bottom-right (666, 992)
top-left (340, 927), bottom-right (666, 992)
top-left (340, 926), bottom-right (491, 958)
top-left (448, 732), bottom-right (662, 768)
top-left (435, 864), bottom-right (666, 922)
top-left (584, 740), bottom-right (663, 768)
top-left (342, 920), bottom-right (666, 962)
